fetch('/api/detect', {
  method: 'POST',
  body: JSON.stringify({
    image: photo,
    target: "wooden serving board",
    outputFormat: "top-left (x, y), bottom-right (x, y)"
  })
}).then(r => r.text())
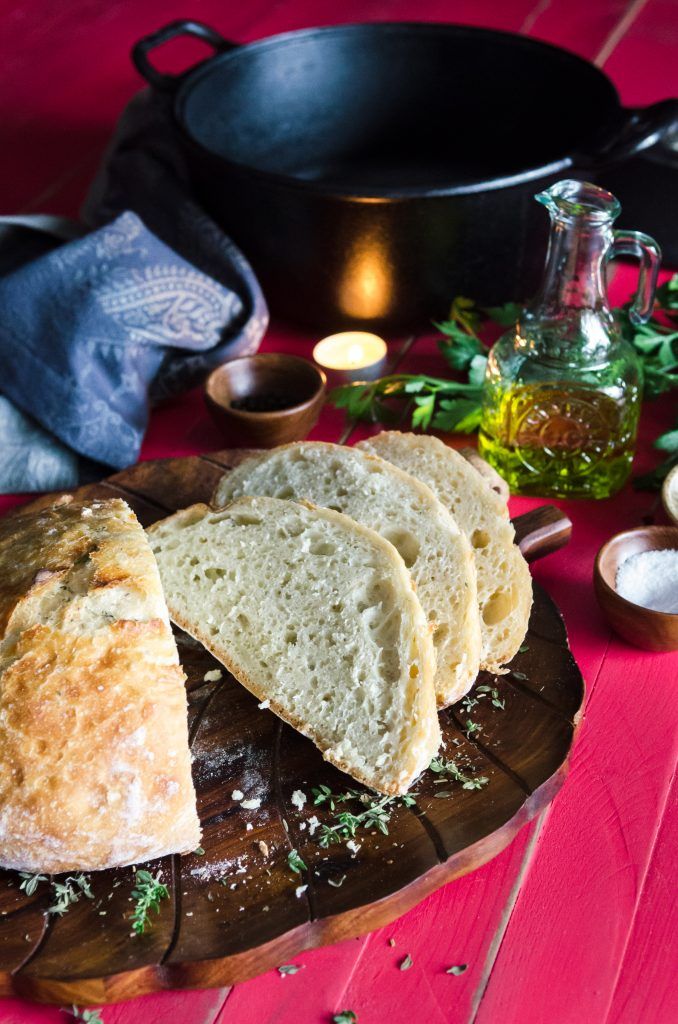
top-left (0, 451), bottom-right (584, 1006)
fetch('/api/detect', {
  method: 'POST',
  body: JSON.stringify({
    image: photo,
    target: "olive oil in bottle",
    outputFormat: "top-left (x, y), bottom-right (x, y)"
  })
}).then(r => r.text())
top-left (478, 180), bottom-right (660, 500)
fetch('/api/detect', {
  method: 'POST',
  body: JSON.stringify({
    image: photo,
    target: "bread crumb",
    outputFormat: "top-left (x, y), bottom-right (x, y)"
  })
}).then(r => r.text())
top-left (291, 789), bottom-right (307, 811)
top-left (258, 699), bottom-right (270, 709)
top-left (232, 790), bottom-right (244, 801)
top-left (307, 816), bottom-right (320, 835)
top-left (246, 823), bottom-right (253, 831)
top-left (295, 885), bottom-right (308, 898)
top-left (204, 669), bottom-right (223, 682)
top-left (346, 840), bottom-right (361, 855)
top-left (241, 798), bottom-right (261, 810)
top-left (258, 841), bottom-right (269, 857)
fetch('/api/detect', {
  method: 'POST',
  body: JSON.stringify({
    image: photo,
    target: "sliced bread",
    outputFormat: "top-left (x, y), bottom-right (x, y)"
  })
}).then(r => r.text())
top-left (358, 432), bottom-right (532, 671)
top-left (148, 498), bottom-right (440, 795)
top-left (212, 442), bottom-right (481, 706)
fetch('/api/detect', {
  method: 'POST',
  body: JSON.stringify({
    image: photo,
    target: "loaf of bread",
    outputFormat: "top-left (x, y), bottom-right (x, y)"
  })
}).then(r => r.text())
top-left (358, 433), bottom-right (532, 671)
top-left (148, 498), bottom-right (440, 795)
top-left (212, 442), bottom-right (481, 707)
top-left (0, 497), bottom-right (200, 873)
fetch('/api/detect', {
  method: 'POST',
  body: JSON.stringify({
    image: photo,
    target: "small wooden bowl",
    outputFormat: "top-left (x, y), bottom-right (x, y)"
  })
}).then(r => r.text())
top-left (594, 525), bottom-right (678, 651)
top-left (205, 354), bottom-right (326, 448)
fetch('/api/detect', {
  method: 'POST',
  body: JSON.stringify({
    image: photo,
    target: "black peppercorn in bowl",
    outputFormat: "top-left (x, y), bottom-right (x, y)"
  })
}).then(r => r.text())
top-left (204, 354), bottom-right (326, 448)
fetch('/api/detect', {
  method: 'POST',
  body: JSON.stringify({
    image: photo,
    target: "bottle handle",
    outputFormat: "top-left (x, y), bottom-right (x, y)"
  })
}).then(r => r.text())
top-left (608, 230), bottom-right (662, 325)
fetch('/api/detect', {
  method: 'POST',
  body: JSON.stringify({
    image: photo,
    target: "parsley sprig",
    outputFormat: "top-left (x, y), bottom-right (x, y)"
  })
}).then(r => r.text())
top-left (312, 786), bottom-right (416, 847)
top-left (329, 281), bottom-right (678, 489)
top-left (130, 869), bottom-right (169, 935)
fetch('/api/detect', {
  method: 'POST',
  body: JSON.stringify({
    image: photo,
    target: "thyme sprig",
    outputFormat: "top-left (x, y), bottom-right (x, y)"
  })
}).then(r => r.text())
top-left (429, 756), bottom-right (489, 791)
top-left (49, 874), bottom-right (93, 916)
top-left (62, 1007), bottom-right (104, 1023)
top-left (311, 786), bottom-right (416, 847)
top-left (130, 869), bottom-right (169, 935)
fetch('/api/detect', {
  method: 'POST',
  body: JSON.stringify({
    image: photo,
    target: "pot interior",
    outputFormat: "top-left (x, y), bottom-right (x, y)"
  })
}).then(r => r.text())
top-left (178, 23), bottom-right (619, 191)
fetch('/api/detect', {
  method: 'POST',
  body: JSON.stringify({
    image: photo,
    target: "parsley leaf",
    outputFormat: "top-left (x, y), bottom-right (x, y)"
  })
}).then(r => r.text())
top-left (333, 1012), bottom-right (358, 1024)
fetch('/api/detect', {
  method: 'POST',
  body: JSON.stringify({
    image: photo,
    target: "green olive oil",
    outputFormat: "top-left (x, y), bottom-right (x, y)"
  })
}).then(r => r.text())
top-left (478, 383), bottom-right (641, 499)
top-left (478, 180), bottom-right (660, 500)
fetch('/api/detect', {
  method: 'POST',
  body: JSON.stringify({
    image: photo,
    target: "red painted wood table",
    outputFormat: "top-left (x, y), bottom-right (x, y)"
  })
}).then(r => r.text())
top-left (1, 2), bottom-right (677, 1022)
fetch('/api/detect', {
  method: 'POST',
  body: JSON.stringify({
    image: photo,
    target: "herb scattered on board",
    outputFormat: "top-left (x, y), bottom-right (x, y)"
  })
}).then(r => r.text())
top-left (333, 1012), bottom-right (358, 1024)
top-left (62, 1007), bottom-right (104, 1023)
top-left (130, 869), bottom-right (169, 935)
top-left (399, 954), bottom-right (413, 971)
top-left (429, 756), bottom-right (489, 791)
top-left (329, 281), bottom-right (678, 488)
top-left (446, 964), bottom-right (468, 975)
top-left (49, 874), bottom-right (93, 916)
top-left (476, 683), bottom-right (506, 710)
top-left (287, 849), bottom-right (307, 874)
top-left (18, 871), bottom-right (47, 897)
top-left (312, 786), bottom-right (416, 847)
top-left (278, 963), bottom-right (304, 976)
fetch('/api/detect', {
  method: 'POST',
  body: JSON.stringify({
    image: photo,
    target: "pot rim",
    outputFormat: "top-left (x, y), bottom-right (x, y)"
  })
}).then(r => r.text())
top-left (171, 21), bottom-right (619, 200)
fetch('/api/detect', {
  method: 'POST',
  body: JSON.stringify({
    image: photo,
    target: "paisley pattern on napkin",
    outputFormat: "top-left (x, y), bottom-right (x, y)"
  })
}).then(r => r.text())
top-left (0, 84), bottom-right (269, 494)
top-left (98, 265), bottom-right (232, 348)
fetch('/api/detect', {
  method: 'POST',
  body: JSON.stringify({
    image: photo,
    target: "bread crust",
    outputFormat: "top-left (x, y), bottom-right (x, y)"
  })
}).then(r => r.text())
top-left (358, 432), bottom-right (533, 671)
top-left (0, 497), bottom-right (200, 873)
top-left (148, 500), bottom-right (441, 795)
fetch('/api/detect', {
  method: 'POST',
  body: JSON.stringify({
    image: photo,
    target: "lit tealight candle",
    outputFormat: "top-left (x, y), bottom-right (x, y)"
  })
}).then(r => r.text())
top-left (312, 332), bottom-right (388, 383)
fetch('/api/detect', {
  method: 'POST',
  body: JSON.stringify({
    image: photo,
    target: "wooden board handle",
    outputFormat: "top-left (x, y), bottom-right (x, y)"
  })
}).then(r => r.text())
top-left (512, 506), bottom-right (572, 563)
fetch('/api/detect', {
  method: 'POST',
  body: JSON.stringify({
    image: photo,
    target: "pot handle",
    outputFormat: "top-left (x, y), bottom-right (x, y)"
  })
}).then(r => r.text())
top-left (132, 20), bottom-right (237, 91)
top-left (577, 98), bottom-right (678, 168)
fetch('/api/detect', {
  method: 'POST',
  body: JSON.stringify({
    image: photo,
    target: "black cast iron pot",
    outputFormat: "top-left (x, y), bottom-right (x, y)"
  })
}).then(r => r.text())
top-left (133, 20), bottom-right (678, 331)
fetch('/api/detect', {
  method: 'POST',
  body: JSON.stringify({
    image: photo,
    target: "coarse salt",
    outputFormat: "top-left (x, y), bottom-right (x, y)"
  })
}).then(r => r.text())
top-left (291, 789), bottom-right (307, 811)
top-left (615, 549), bottom-right (678, 614)
top-left (204, 669), bottom-right (223, 682)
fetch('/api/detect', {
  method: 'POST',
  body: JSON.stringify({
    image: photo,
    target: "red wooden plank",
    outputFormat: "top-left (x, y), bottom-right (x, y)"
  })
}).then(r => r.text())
top-left (474, 642), bottom-right (678, 1024)
top-left (215, 822), bottom-right (541, 1024)
top-left (605, 778), bottom-right (678, 1024)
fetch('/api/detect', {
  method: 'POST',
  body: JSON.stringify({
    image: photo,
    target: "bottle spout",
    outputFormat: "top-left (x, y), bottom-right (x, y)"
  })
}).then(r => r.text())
top-left (536, 180), bottom-right (622, 223)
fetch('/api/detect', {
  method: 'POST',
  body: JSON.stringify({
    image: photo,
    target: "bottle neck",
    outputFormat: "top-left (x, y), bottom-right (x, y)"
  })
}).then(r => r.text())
top-left (527, 214), bottom-right (614, 323)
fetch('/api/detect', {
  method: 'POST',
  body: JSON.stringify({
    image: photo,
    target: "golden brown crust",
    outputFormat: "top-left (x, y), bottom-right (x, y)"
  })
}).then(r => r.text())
top-left (0, 498), bottom-right (200, 873)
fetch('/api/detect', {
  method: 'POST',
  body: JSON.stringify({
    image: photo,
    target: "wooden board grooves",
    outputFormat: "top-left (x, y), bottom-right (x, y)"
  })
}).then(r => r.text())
top-left (502, 673), bottom-right (576, 723)
top-left (159, 856), bottom-right (183, 968)
top-left (448, 711), bottom-right (535, 797)
top-left (0, 449), bottom-right (585, 1004)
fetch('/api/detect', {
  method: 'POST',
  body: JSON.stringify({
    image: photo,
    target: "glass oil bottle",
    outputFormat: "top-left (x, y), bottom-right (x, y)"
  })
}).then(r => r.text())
top-left (478, 180), bottom-right (661, 498)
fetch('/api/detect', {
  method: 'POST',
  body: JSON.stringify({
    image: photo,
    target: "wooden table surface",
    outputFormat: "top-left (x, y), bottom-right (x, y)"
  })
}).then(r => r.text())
top-left (1, 1), bottom-right (677, 1022)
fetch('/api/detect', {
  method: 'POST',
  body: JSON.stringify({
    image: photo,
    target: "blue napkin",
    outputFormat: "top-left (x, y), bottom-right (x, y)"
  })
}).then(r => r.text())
top-left (0, 88), bottom-right (268, 494)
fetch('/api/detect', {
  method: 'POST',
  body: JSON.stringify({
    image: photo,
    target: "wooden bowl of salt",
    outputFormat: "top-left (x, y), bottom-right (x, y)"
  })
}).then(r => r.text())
top-left (594, 526), bottom-right (678, 651)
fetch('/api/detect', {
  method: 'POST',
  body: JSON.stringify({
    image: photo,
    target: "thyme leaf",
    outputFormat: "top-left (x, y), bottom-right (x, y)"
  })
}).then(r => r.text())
top-left (18, 871), bottom-right (47, 897)
top-left (287, 849), bottom-right (307, 874)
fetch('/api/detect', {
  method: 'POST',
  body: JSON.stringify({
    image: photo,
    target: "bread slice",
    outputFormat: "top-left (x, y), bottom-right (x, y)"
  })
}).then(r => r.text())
top-left (358, 433), bottom-right (532, 671)
top-left (0, 497), bottom-right (200, 873)
top-left (212, 442), bottom-right (481, 706)
top-left (148, 498), bottom-right (440, 795)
